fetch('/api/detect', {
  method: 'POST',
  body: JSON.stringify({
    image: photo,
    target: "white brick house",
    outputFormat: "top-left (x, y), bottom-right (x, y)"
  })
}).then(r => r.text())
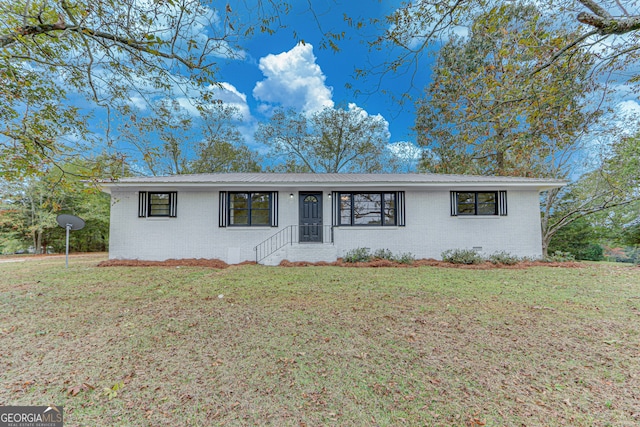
top-left (100, 173), bottom-right (565, 265)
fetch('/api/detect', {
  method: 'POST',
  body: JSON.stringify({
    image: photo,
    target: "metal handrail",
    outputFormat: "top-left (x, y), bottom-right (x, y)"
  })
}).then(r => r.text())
top-left (254, 225), bottom-right (333, 263)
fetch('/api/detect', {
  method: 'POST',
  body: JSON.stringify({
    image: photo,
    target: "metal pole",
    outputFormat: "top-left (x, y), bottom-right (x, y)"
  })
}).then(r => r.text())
top-left (65, 224), bottom-right (71, 268)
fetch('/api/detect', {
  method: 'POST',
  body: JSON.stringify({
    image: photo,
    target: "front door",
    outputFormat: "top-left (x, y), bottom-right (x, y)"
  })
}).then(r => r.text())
top-left (299, 193), bottom-right (323, 243)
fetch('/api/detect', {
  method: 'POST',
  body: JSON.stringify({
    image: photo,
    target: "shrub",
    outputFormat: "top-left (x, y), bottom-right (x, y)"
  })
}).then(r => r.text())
top-left (343, 248), bottom-right (416, 264)
top-left (544, 251), bottom-right (576, 262)
top-left (395, 252), bottom-right (416, 265)
top-left (373, 248), bottom-right (395, 261)
top-left (343, 247), bottom-right (372, 263)
top-left (488, 251), bottom-right (521, 265)
top-left (442, 249), bottom-right (484, 265)
top-left (580, 243), bottom-right (604, 261)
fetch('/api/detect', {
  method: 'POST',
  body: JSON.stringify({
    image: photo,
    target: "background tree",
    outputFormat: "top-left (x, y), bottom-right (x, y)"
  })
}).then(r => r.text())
top-left (547, 216), bottom-right (604, 260)
top-left (0, 0), bottom-right (287, 178)
top-left (542, 132), bottom-right (640, 256)
top-left (190, 103), bottom-right (262, 173)
top-left (119, 100), bottom-right (194, 176)
top-left (359, 0), bottom-right (640, 93)
top-left (412, 3), bottom-right (640, 256)
top-left (0, 160), bottom-right (110, 254)
top-left (120, 100), bottom-right (261, 175)
top-left (415, 3), bottom-right (599, 177)
top-left (255, 105), bottom-right (395, 173)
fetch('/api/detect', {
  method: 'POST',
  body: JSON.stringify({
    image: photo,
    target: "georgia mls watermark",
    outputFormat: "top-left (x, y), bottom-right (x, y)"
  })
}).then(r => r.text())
top-left (0, 406), bottom-right (63, 427)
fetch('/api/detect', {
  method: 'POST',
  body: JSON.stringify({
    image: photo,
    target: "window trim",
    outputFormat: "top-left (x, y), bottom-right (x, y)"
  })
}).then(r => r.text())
top-left (222, 191), bottom-right (278, 227)
top-left (451, 191), bottom-right (507, 217)
top-left (335, 191), bottom-right (401, 227)
top-left (138, 191), bottom-right (177, 218)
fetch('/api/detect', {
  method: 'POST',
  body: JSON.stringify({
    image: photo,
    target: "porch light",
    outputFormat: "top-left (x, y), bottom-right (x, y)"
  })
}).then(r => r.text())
top-left (289, 193), bottom-right (294, 198)
top-left (327, 193), bottom-right (331, 198)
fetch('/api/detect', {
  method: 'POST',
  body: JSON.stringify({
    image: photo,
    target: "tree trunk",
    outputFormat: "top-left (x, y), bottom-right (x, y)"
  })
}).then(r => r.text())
top-left (34, 230), bottom-right (43, 254)
top-left (541, 235), bottom-right (550, 259)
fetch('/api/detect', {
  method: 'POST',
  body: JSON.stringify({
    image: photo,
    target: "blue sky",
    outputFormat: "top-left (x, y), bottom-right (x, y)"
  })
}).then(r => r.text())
top-left (203, 0), bottom-right (430, 151)
top-left (101, 0), bottom-right (640, 172)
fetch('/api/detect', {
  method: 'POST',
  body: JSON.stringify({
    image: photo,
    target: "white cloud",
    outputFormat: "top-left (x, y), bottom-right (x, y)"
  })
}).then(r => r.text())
top-left (616, 100), bottom-right (640, 118)
top-left (387, 141), bottom-right (423, 159)
top-left (174, 82), bottom-right (251, 120)
top-left (347, 102), bottom-right (390, 137)
top-left (213, 83), bottom-right (251, 119)
top-left (253, 43), bottom-right (334, 113)
top-left (612, 100), bottom-right (640, 138)
top-left (386, 141), bottom-right (424, 172)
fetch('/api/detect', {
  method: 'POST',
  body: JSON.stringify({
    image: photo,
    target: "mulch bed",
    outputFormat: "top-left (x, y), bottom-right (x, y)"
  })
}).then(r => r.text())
top-left (279, 259), bottom-right (583, 269)
top-left (97, 258), bottom-right (236, 268)
top-left (98, 258), bottom-right (583, 269)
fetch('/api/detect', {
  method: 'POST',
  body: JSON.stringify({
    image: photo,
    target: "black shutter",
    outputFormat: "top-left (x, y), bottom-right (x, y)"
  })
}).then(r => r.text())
top-left (331, 191), bottom-right (339, 226)
top-left (169, 192), bottom-right (177, 217)
top-left (450, 191), bottom-right (458, 216)
top-left (138, 192), bottom-right (147, 217)
top-left (270, 191), bottom-right (278, 227)
top-left (219, 191), bottom-right (227, 227)
top-left (498, 191), bottom-right (508, 216)
top-left (396, 191), bottom-right (406, 226)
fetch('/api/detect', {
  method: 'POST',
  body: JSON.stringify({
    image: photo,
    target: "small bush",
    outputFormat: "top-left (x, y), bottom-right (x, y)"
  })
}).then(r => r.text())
top-left (442, 249), bottom-right (484, 265)
top-left (373, 248), bottom-right (395, 261)
top-left (395, 252), bottom-right (415, 265)
top-left (488, 251), bottom-right (521, 265)
top-left (343, 247), bottom-right (372, 263)
top-left (343, 248), bottom-right (416, 264)
top-left (544, 251), bottom-right (576, 262)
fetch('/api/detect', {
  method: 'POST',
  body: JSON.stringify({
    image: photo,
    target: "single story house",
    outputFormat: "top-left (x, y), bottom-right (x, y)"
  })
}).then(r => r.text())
top-left (99, 173), bottom-right (565, 265)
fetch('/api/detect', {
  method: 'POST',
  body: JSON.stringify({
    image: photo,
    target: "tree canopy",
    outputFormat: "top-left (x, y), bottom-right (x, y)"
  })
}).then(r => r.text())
top-left (0, 0), bottom-right (277, 178)
top-left (416, 3), bottom-right (599, 177)
top-left (357, 0), bottom-right (640, 96)
top-left (255, 105), bottom-right (395, 173)
top-left (412, 2), bottom-right (640, 256)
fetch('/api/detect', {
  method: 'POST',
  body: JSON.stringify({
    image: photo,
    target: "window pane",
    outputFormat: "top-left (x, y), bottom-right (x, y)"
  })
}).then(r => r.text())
top-left (478, 203), bottom-right (497, 215)
top-left (251, 193), bottom-right (270, 209)
top-left (150, 206), bottom-right (170, 215)
top-left (457, 192), bottom-right (475, 203)
top-left (477, 192), bottom-right (496, 215)
top-left (477, 192), bottom-right (496, 203)
top-left (383, 193), bottom-right (396, 225)
top-left (230, 193), bottom-right (249, 209)
top-left (457, 192), bottom-right (476, 215)
top-left (149, 193), bottom-right (170, 216)
top-left (251, 209), bottom-right (270, 225)
top-left (230, 209), bottom-right (249, 225)
top-left (339, 194), bottom-right (351, 225)
top-left (353, 193), bottom-right (381, 225)
top-left (150, 193), bottom-right (169, 204)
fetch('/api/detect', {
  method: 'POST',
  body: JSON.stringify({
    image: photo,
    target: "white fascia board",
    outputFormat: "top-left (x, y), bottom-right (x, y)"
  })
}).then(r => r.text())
top-left (100, 180), bottom-right (566, 192)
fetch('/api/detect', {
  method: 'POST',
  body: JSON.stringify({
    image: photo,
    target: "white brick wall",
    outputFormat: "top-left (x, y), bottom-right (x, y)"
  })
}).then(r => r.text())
top-left (332, 190), bottom-right (543, 260)
top-left (109, 188), bottom-right (544, 263)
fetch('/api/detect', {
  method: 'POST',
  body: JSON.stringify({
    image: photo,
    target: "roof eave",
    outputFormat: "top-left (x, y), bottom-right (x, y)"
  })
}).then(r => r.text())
top-left (100, 180), bottom-right (567, 192)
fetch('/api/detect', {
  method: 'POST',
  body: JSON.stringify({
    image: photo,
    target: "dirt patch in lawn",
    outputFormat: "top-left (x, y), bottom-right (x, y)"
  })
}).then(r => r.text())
top-left (98, 257), bottom-right (582, 269)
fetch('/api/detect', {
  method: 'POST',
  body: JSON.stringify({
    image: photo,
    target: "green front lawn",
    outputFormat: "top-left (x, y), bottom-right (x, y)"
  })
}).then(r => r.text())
top-left (1, 255), bottom-right (639, 426)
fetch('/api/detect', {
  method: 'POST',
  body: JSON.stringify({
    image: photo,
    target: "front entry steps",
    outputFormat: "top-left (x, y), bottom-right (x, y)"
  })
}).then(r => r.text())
top-left (259, 243), bottom-right (338, 266)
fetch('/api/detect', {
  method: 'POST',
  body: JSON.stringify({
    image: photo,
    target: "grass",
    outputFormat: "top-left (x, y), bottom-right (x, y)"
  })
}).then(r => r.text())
top-left (1, 255), bottom-right (639, 426)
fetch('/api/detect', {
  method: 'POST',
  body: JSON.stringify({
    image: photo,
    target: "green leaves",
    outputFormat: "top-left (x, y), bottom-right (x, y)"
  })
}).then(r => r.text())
top-left (255, 105), bottom-right (394, 173)
top-left (0, 0), bottom-right (259, 178)
top-left (415, 3), bottom-right (598, 178)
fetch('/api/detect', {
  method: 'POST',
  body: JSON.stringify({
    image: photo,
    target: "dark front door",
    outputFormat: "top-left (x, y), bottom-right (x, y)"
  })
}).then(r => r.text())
top-left (299, 193), bottom-right (323, 242)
